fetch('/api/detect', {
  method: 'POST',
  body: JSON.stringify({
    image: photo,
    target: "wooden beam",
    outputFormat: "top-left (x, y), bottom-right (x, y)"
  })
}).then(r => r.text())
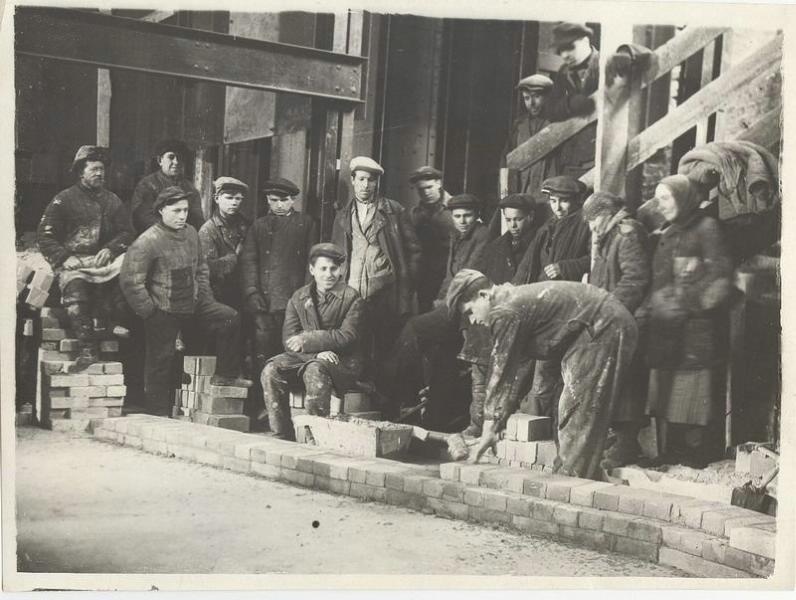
top-left (140, 10), bottom-right (175, 23)
top-left (627, 34), bottom-right (782, 171)
top-left (640, 27), bottom-right (729, 89)
top-left (737, 101), bottom-right (782, 154)
top-left (505, 97), bottom-right (597, 171)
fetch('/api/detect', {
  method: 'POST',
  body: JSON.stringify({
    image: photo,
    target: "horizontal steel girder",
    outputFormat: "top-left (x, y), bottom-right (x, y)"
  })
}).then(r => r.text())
top-left (16, 7), bottom-right (365, 103)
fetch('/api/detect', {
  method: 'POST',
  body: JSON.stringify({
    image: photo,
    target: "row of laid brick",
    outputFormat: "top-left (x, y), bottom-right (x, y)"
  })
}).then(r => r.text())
top-left (89, 416), bottom-right (774, 578)
top-left (43, 360), bottom-right (123, 376)
top-left (438, 462), bottom-right (777, 547)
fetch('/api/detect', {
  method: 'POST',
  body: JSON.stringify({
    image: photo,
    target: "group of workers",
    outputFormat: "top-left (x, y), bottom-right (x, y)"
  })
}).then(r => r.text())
top-left (34, 22), bottom-right (739, 481)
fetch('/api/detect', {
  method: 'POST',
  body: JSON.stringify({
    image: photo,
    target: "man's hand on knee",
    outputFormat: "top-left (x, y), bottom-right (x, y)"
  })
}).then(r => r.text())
top-left (316, 351), bottom-right (339, 365)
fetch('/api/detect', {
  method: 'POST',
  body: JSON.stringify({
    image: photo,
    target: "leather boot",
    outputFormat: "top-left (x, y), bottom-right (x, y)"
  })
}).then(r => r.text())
top-left (69, 341), bottom-right (99, 373)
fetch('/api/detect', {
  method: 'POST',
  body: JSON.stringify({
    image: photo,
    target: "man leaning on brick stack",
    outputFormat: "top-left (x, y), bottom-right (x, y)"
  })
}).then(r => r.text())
top-left (37, 145), bottom-right (134, 373)
top-left (120, 186), bottom-right (252, 416)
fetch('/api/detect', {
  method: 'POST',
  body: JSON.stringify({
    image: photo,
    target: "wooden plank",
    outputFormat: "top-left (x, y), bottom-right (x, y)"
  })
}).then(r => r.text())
top-left (336, 11), bottom-right (365, 210)
top-left (140, 10), bottom-right (175, 23)
top-left (695, 40), bottom-right (717, 145)
top-left (96, 69), bottom-right (111, 146)
top-left (736, 101), bottom-right (782, 154)
top-left (505, 96), bottom-right (597, 171)
top-left (627, 34), bottom-right (782, 171)
top-left (641, 27), bottom-right (729, 88)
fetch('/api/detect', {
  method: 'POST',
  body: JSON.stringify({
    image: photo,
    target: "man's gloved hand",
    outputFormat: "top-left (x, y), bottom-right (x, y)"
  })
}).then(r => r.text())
top-left (567, 94), bottom-right (595, 116)
top-left (246, 293), bottom-right (268, 314)
top-left (606, 50), bottom-right (633, 86)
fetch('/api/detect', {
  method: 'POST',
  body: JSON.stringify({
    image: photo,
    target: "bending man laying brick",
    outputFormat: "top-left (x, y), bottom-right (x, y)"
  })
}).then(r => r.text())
top-left (446, 270), bottom-right (638, 480)
top-left (120, 186), bottom-right (252, 416)
top-left (261, 243), bottom-right (365, 441)
top-left (37, 145), bottom-right (134, 373)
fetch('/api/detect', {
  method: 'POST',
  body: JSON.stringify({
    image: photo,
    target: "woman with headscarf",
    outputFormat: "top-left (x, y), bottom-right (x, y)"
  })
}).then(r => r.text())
top-left (645, 174), bottom-right (732, 468)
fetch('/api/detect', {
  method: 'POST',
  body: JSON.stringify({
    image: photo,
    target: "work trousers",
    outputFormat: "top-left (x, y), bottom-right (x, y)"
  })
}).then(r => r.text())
top-left (144, 299), bottom-right (241, 415)
top-left (252, 311), bottom-right (286, 373)
top-left (61, 278), bottom-right (129, 342)
top-left (261, 359), bottom-right (334, 437)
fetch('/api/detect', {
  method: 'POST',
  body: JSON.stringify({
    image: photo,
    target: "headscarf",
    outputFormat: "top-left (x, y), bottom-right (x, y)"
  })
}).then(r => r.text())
top-left (658, 174), bottom-right (700, 223)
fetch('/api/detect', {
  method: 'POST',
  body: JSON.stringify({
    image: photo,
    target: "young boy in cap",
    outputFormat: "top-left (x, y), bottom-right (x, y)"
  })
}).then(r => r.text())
top-left (37, 145), bottom-right (135, 372)
top-left (120, 186), bottom-right (251, 416)
top-left (500, 74), bottom-right (557, 196)
top-left (130, 139), bottom-right (205, 235)
top-left (408, 166), bottom-right (455, 313)
top-left (240, 178), bottom-right (318, 380)
top-left (261, 243), bottom-right (365, 440)
top-left (447, 270), bottom-right (638, 480)
top-left (198, 176), bottom-right (251, 310)
top-left (331, 156), bottom-right (421, 368)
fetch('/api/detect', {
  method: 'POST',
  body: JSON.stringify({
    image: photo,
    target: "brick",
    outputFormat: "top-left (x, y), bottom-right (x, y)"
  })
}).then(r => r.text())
top-left (71, 407), bottom-right (112, 419)
top-left (593, 486), bottom-right (626, 511)
top-left (512, 414), bottom-right (552, 442)
top-left (385, 489), bottom-right (426, 511)
top-left (506, 495), bottom-right (533, 517)
top-left (205, 435), bottom-right (244, 457)
top-left (40, 316), bottom-right (61, 329)
top-left (106, 385), bottom-right (127, 397)
top-left (672, 499), bottom-right (721, 529)
top-left (41, 350), bottom-right (78, 361)
top-left (530, 498), bottom-right (558, 522)
top-left (102, 362), bottom-right (124, 374)
top-left (403, 475), bottom-right (433, 495)
top-left (552, 504), bottom-right (580, 527)
top-left (40, 342), bottom-right (58, 351)
top-left (661, 525), bottom-right (711, 557)
top-left (603, 512), bottom-right (636, 538)
top-left (729, 526), bottom-right (776, 560)
top-left (545, 476), bottom-right (592, 503)
top-left (559, 526), bottom-right (613, 550)
top-left (422, 478), bottom-right (445, 499)
top-left (88, 374), bottom-right (125, 386)
top-left (613, 537), bottom-right (658, 562)
top-left (50, 418), bottom-right (91, 433)
top-left (88, 397), bottom-right (124, 408)
top-left (469, 506), bottom-right (511, 525)
top-left (659, 547), bottom-right (748, 578)
top-left (439, 462), bottom-right (461, 481)
top-left (481, 489), bottom-right (509, 512)
top-left (441, 480), bottom-right (466, 502)
top-left (99, 340), bottom-right (119, 353)
top-left (723, 515), bottom-right (776, 538)
top-left (534, 441), bottom-right (558, 466)
top-left (384, 472), bottom-right (406, 491)
top-left (578, 508), bottom-right (605, 531)
top-left (209, 385), bottom-right (248, 399)
top-left (26, 287), bottom-right (50, 308)
top-left (84, 363), bottom-right (106, 374)
top-left (514, 441), bottom-right (537, 465)
top-left (42, 360), bottom-right (70, 375)
top-left (463, 488), bottom-right (485, 507)
top-left (349, 483), bottom-right (386, 502)
top-left (204, 413), bottom-right (249, 432)
top-left (642, 495), bottom-right (675, 521)
top-left (251, 462), bottom-right (281, 479)
top-left (281, 468), bottom-right (315, 488)
top-left (30, 269), bottom-right (54, 290)
top-left (108, 407), bottom-right (123, 418)
top-left (42, 328), bottom-right (67, 341)
top-left (426, 497), bottom-right (470, 520)
top-left (627, 519), bottom-right (662, 544)
top-left (198, 394), bottom-right (245, 415)
top-left (617, 489), bottom-right (659, 516)
top-left (570, 481), bottom-right (616, 507)
top-left (69, 386), bottom-right (106, 398)
top-left (480, 468), bottom-right (527, 494)
top-left (221, 456), bottom-right (251, 474)
top-left (59, 339), bottom-right (80, 352)
top-left (722, 547), bottom-right (775, 578)
top-left (701, 537), bottom-right (727, 563)
top-left (50, 396), bottom-right (89, 409)
top-left (48, 373), bottom-right (89, 387)
top-left (702, 508), bottom-right (756, 537)
top-left (458, 464), bottom-right (500, 486)
top-left (511, 516), bottom-right (559, 537)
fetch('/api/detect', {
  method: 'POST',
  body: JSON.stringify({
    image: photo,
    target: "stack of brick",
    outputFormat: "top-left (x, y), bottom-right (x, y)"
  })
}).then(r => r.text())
top-left (38, 308), bottom-right (126, 432)
top-left (290, 387), bottom-right (379, 420)
top-left (17, 255), bottom-right (55, 309)
top-left (180, 356), bottom-right (250, 433)
top-left (485, 414), bottom-right (556, 470)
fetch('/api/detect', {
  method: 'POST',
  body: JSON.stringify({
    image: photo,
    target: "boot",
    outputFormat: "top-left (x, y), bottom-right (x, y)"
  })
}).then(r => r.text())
top-left (601, 423), bottom-right (643, 470)
top-left (211, 374), bottom-right (254, 388)
top-left (461, 423), bottom-right (482, 438)
top-left (69, 342), bottom-right (99, 373)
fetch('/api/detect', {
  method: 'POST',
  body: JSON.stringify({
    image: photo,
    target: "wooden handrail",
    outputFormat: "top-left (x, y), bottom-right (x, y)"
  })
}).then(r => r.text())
top-left (639, 27), bottom-right (728, 89)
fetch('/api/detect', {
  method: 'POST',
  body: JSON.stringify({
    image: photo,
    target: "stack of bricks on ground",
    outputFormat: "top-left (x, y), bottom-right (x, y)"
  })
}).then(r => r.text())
top-left (178, 356), bottom-right (250, 432)
top-left (491, 414), bottom-right (556, 470)
top-left (93, 414), bottom-right (778, 579)
top-left (38, 307), bottom-right (125, 431)
top-left (17, 260), bottom-right (54, 309)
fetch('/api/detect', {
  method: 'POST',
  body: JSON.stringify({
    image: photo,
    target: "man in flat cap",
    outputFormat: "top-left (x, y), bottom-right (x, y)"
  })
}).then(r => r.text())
top-left (198, 177), bottom-right (251, 310)
top-left (446, 270), bottom-right (638, 480)
top-left (513, 175), bottom-right (591, 422)
top-left (240, 177), bottom-right (318, 413)
top-left (546, 23), bottom-right (600, 177)
top-left (37, 145), bottom-right (135, 372)
top-left (383, 193), bottom-right (490, 429)
top-left (130, 139), bottom-right (205, 236)
top-left (331, 156), bottom-right (421, 370)
top-left (261, 243), bottom-right (365, 440)
top-left (121, 186), bottom-right (251, 416)
top-left (409, 166), bottom-right (456, 313)
top-left (500, 74), bottom-right (557, 198)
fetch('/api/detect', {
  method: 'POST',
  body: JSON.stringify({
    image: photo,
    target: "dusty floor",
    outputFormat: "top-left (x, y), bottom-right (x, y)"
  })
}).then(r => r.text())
top-left (14, 427), bottom-right (687, 577)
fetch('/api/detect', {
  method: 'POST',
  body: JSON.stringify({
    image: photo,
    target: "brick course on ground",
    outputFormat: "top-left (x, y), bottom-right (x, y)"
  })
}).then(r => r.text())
top-left (87, 415), bottom-right (777, 579)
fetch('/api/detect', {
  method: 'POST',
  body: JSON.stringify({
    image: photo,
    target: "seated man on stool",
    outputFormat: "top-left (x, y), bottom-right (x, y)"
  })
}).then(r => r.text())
top-left (261, 243), bottom-right (365, 440)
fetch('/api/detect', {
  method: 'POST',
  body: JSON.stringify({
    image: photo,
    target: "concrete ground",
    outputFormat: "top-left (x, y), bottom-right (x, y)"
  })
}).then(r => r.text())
top-left (14, 427), bottom-right (687, 577)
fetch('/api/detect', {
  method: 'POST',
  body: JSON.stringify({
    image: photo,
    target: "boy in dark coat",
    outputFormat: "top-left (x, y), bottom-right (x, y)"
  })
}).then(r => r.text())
top-left (261, 243), bottom-right (366, 440)
top-left (37, 145), bottom-right (134, 372)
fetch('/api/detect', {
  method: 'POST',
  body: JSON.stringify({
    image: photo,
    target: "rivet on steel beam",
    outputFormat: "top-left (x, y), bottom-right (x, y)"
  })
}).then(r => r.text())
top-left (350, 87), bottom-right (357, 93)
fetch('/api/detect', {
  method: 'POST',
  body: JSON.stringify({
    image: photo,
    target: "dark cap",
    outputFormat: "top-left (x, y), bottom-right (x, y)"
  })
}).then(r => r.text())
top-left (445, 269), bottom-right (491, 317)
top-left (153, 139), bottom-right (191, 160)
top-left (261, 177), bottom-right (300, 198)
top-left (409, 165), bottom-right (443, 184)
top-left (309, 242), bottom-right (346, 265)
top-left (71, 145), bottom-right (109, 172)
top-left (153, 186), bottom-right (192, 212)
top-left (447, 193), bottom-right (481, 211)
top-left (516, 74), bottom-right (554, 92)
top-left (499, 193), bottom-right (535, 211)
top-left (542, 175), bottom-right (584, 199)
top-left (214, 176), bottom-right (249, 195)
top-left (550, 22), bottom-right (593, 51)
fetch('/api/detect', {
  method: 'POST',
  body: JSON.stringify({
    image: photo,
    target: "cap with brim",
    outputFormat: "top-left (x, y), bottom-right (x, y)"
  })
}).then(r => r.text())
top-left (541, 175), bottom-right (583, 198)
top-left (516, 74), bottom-right (554, 92)
top-left (409, 165), bottom-right (443, 184)
top-left (71, 145), bottom-right (109, 171)
top-left (499, 193), bottom-right (535, 211)
top-left (447, 193), bottom-right (481, 211)
top-left (153, 186), bottom-right (192, 212)
top-left (349, 156), bottom-right (384, 176)
top-left (445, 269), bottom-right (490, 317)
top-left (214, 176), bottom-right (249, 195)
top-left (550, 22), bottom-right (593, 50)
top-left (261, 177), bottom-right (300, 197)
top-left (309, 242), bottom-right (346, 264)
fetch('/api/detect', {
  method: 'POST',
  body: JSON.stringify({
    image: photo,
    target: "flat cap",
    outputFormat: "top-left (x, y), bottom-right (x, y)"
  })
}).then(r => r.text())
top-left (309, 242), bottom-right (346, 265)
top-left (550, 22), bottom-right (593, 50)
top-left (153, 138), bottom-right (190, 159)
top-left (214, 176), bottom-right (249, 195)
top-left (516, 74), bottom-right (554, 92)
top-left (447, 193), bottom-right (481, 211)
top-left (445, 269), bottom-right (491, 317)
top-left (349, 156), bottom-right (384, 176)
top-left (542, 175), bottom-right (583, 198)
top-left (500, 193), bottom-right (535, 211)
top-left (261, 177), bottom-right (300, 197)
top-left (409, 165), bottom-right (443, 184)
top-left (71, 145), bottom-right (109, 171)
top-left (153, 186), bottom-right (192, 212)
